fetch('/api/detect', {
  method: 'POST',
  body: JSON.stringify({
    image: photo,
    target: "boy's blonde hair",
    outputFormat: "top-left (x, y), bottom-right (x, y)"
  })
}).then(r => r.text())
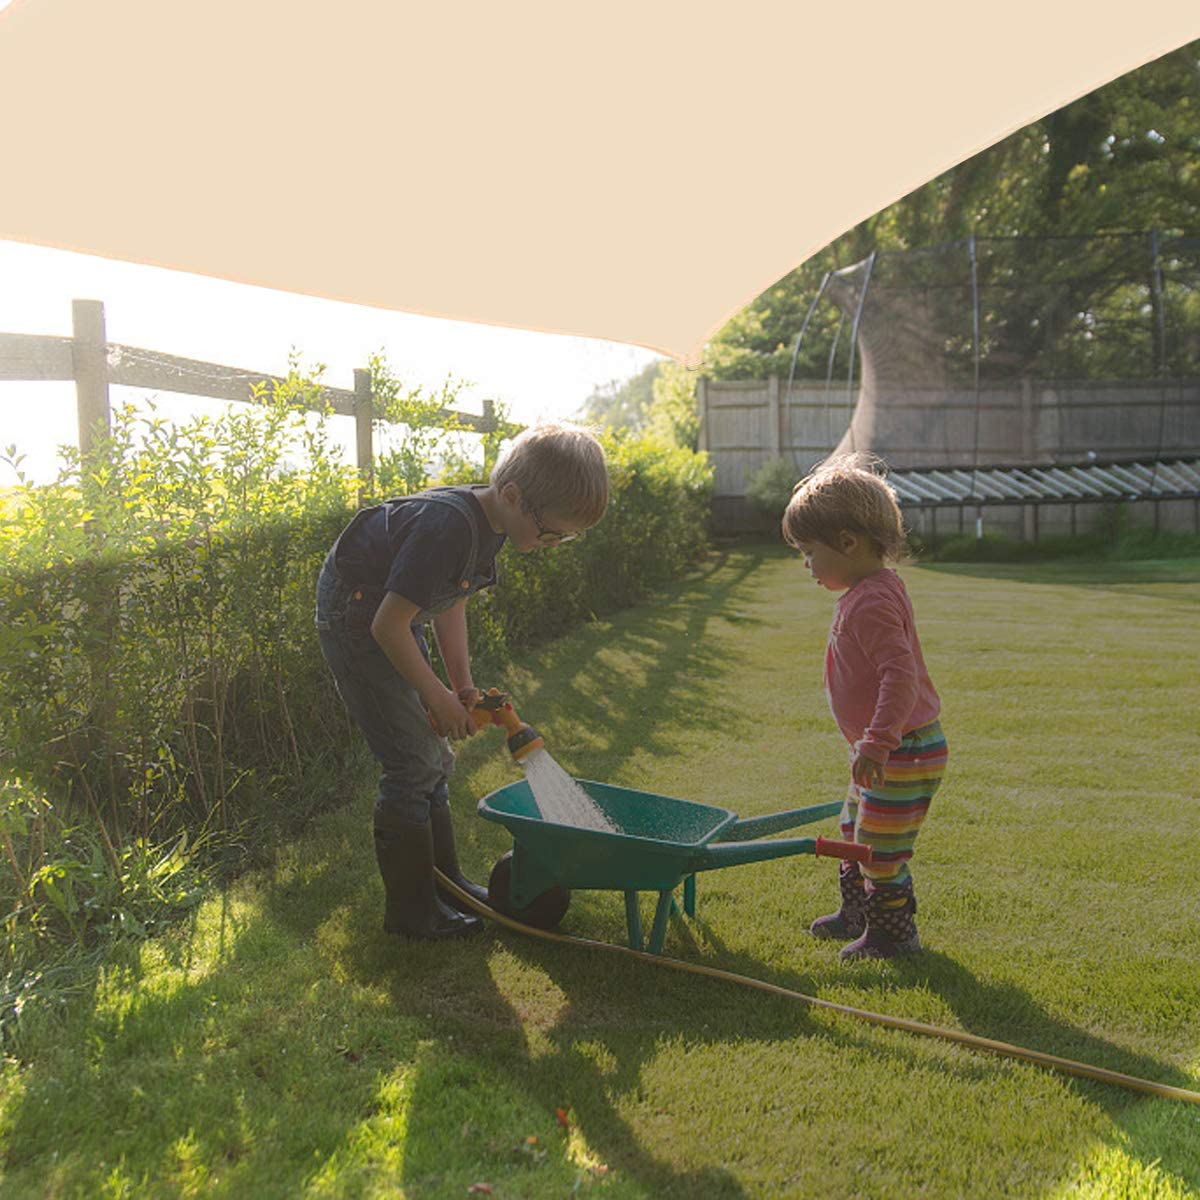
top-left (782, 452), bottom-right (909, 563)
top-left (491, 422), bottom-right (609, 527)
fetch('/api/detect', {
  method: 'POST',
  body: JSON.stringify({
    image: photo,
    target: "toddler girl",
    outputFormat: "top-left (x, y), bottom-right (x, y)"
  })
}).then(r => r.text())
top-left (782, 454), bottom-right (948, 959)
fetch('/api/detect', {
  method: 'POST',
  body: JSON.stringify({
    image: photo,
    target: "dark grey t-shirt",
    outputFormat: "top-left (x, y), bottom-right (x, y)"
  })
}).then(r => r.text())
top-left (332, 487), bottom-right (506, 612)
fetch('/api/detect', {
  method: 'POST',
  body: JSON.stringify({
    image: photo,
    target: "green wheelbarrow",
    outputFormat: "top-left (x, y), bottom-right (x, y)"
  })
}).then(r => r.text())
top-left (478, 778), bottom-right (871, 955)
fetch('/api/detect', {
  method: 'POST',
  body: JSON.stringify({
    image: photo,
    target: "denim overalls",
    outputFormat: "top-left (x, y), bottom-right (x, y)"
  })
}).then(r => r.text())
top-left (314, 487), bottom-right (500, 832)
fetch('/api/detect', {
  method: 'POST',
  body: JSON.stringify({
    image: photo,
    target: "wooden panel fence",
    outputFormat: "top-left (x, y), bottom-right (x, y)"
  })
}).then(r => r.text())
top-left (0, 299), bottom-right (508, 494)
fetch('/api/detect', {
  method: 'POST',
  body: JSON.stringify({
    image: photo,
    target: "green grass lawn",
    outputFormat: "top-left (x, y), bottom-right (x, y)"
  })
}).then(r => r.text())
top-left (2, 547), bottom-right (1198, 1198)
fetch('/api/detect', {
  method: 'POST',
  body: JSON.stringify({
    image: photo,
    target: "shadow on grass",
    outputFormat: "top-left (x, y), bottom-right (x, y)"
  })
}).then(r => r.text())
top-left (358, 934), bottom-right (759, 1198)
top-left (0, 550), bottom-right (779, 1196)
top-left (3, 831), bottom-right (749, 1196)
top-left (8, 544), bottom-right (1194, 1194)
top-left (888, 950), bottom-right (1200, 1188)
top-left (476, 547), bottom-right (770, 776)
top-left (254, 830), bottom-right (759, 1195)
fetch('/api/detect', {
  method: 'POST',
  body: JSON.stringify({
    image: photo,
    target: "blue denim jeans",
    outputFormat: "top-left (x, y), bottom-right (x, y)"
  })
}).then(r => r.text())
top-left (315, 554), bottom-right (453, 831)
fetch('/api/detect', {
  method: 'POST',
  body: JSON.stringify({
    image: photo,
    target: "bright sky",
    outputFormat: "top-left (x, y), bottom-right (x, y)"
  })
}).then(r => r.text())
top-left (0, 239), bottom-right (662, 484)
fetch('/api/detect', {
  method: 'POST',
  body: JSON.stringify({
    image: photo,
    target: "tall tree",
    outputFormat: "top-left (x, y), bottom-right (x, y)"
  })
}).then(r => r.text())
top-left (578, 360), bottom-right (662, 432)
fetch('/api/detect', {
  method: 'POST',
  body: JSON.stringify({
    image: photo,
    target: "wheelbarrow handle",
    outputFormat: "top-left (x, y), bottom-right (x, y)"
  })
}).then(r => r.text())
top-left (814, 837), bottom-right (873, 865)
top-left (717, 801), bottom-right (843, 841)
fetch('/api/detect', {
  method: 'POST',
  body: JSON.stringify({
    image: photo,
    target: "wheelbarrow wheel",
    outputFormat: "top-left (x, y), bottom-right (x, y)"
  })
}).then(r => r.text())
top-left (487, 851), bottom-right (571, 930)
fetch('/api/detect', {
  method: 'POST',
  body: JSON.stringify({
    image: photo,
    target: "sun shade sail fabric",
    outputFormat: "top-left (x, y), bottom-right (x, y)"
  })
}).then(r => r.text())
top-left (1, 0), bottom-right (1197, 365)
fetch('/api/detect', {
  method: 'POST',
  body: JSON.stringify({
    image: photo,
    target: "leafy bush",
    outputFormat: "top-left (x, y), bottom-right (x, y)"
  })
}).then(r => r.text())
top-left (744, 456), bottom-right (801, 524)
top-left (0, 372), bottom-right (360, 1040)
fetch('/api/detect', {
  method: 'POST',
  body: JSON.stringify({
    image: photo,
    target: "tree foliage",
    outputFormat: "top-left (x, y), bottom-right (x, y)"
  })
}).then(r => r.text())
top-left (578, 360), bottom-right (662, 432)
top-left (725, 40), bottom-right (1200, 374)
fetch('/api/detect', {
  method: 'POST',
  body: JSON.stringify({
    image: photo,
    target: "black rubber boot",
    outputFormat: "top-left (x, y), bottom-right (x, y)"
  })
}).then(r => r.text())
top-left (373, 821), bottom-right (480, 940)
top-left (430, 805), bottom-right (491, 913)
top-left (809, 859), bottom-right (867, 941)
top-left (840, 881), bottom-right (921, 960)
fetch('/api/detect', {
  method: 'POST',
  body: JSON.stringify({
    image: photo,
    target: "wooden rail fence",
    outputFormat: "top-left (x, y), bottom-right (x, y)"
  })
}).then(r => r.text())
top-left (0, 299), bottom-right (506, 492)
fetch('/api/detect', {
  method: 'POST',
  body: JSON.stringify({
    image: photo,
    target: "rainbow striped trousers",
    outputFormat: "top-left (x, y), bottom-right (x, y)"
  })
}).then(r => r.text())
top-left (841, 720), bottom-right (948, 893)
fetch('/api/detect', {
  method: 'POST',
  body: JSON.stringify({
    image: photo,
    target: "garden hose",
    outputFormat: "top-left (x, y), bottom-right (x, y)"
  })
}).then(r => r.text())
top-left (433, 870), bottom-right (1200, 1107)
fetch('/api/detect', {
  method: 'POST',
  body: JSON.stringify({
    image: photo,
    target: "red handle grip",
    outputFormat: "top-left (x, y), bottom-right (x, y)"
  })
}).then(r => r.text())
top-left (815, 837), bottom-right (873, 865)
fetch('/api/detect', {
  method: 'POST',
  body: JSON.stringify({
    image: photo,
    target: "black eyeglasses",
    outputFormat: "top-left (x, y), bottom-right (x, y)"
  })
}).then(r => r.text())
top-left (530, 507), bottom-right (582, 544)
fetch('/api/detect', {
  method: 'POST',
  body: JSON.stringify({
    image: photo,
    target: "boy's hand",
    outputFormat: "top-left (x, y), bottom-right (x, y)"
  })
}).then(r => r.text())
top-left (851, 752), bottom-right (886, 791)
top-left (430, 690), bottom-right (476, 741)
top-left (456, 686), bottom-right (480, 713)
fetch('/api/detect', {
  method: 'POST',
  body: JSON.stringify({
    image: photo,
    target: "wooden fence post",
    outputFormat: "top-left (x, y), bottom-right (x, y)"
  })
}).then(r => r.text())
top-left (353, 367), bottom-right (374, 506)
top-left (480, 398), bottom-right (499, 475)
top-left (72, 299), bottom-right (110, 462)
top-left (697, 376), bottom-right (709, 453)
top-left (72, 301), bottom-right (120, 810)
top-left (767, 374), bottom-right (781, 458)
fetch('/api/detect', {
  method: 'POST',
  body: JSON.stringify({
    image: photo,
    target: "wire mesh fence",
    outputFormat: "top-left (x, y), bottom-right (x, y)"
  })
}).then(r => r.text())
top-left (792, 232), bottom-right (1200, 470)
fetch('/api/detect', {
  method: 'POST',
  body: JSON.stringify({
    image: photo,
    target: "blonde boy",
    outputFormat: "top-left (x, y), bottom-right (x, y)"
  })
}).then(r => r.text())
top-left (315, 424), bottom-right (608, 940)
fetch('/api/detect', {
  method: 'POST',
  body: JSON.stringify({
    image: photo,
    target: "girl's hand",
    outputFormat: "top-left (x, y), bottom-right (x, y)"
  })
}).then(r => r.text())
top-left (851, 752), bottom-right (886, 791)
top-left (430, 690), bottom-right (476, 741)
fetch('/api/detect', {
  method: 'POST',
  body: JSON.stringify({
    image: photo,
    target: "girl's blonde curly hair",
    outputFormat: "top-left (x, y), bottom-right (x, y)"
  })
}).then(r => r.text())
top-left (781, 452), bottom-right (910, 564)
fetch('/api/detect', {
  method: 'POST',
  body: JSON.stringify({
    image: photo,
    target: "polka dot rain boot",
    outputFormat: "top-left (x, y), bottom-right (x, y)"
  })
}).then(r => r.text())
top-left (809, 858), bottom-right (867, 941)
top-left (839, 881), bottom-right (921, 960)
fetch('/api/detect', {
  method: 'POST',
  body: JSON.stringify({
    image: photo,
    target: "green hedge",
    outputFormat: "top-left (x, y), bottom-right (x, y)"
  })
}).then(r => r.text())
top-left (923, 504), bottom-right (1200, 563)
top-left (468, 434), bottom-right (713, 657)
top-left (0, 398), bottom-right (711, 992)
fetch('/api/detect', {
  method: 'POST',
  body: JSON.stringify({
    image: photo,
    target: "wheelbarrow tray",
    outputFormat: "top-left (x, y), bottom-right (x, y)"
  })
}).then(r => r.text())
top-left (478, 778), bottom-right (738, 894)
top-left (479, 778), bottom-right (866, 955)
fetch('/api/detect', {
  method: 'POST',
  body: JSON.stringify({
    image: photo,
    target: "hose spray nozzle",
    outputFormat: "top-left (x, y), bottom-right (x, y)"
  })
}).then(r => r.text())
top-left (429, 687), bottom-right (544, 762)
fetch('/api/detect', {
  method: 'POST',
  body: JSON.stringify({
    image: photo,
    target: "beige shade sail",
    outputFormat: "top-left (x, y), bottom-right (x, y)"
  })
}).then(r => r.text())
top-left (2, 0), bottom-right (1196, 366)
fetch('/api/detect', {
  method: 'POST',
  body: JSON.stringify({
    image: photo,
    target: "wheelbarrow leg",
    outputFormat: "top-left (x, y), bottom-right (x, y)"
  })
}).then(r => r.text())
top-left (670, 873), bottom-right (697, 919)
top-left (624, 891), bottom-right (643, 952)
top-left (647, 890), bottom-right (674, 955)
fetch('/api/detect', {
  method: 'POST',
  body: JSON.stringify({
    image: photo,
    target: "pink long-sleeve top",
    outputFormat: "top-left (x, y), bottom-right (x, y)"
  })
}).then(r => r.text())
top-left (825, 569), bottom-right (940, 765)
